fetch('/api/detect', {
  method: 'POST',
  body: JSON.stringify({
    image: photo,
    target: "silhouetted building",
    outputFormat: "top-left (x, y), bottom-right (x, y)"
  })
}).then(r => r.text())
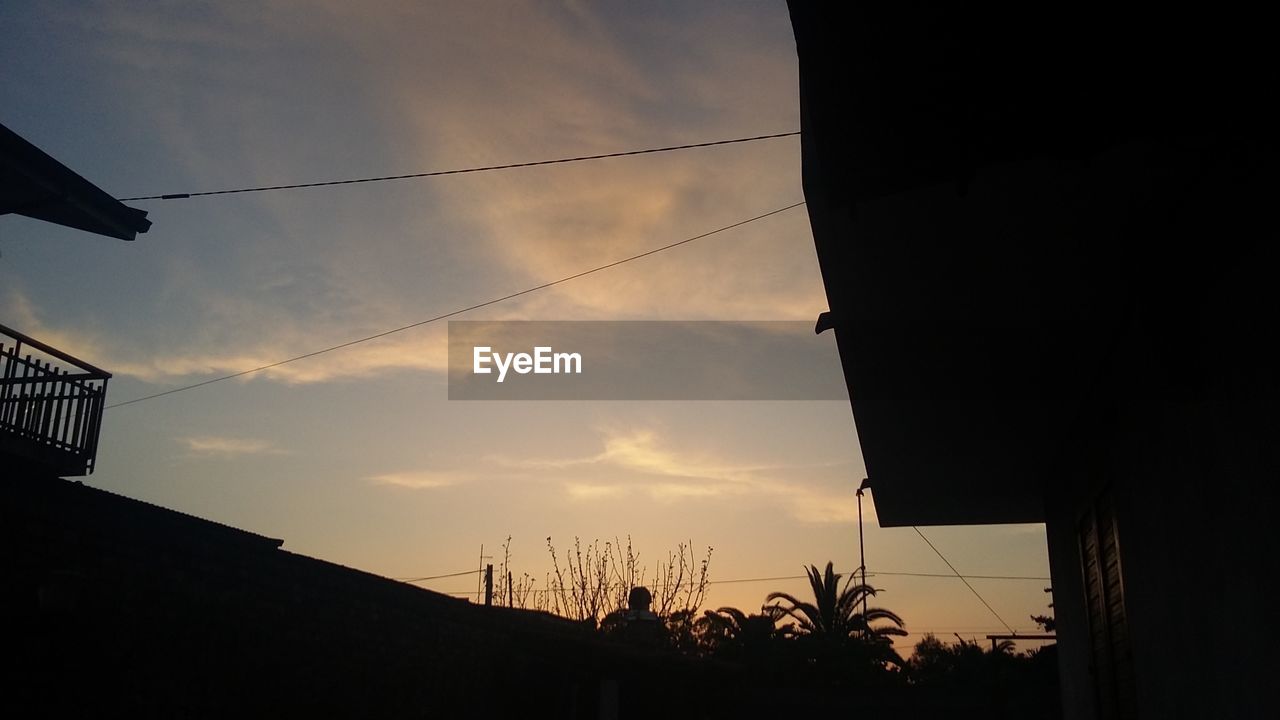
top-left (789, 4), bottom-right (1272, 719)
top-left (1, 473), bottom-right (704, 718)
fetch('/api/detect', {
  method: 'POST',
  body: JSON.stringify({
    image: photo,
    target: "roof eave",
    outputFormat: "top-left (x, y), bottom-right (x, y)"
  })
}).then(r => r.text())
top-left (1, 121), bottom-right (151, 241)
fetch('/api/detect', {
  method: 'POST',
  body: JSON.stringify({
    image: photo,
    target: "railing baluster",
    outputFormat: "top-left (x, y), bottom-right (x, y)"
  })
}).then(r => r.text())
top-left (21, 353), bottom-right (35, 435)
top-left (38, 360), bottom-right (52, 439)
top-left (0, 342), bottom-right (13, 427)
top-left (84, 390), bottom-right (102, 470)
top-left (70, 381), bottom-right (84, 451)
top-left (60, 375), bottom-right (76, 448)
top-left (51, 369), bottom-right (64, 448)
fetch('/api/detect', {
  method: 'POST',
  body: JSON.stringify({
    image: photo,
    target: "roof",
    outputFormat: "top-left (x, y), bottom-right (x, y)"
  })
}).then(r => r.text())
top-left (788, 3), bottom-right (1269, 526)
top-left (0, 121), bottom-right (151, 241)
top-left (7, 471), bottom-right (286, 553)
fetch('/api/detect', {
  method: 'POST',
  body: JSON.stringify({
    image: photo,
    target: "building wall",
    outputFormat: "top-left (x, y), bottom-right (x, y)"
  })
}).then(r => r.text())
top-left (1045, 486), bottom-right (1098, 720)
top-left (1046, 174), bottom-right (1275, 719)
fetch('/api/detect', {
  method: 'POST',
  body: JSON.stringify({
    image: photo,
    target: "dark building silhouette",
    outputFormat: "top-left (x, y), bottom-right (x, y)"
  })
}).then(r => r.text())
top-left (1, 121), bottom-right (150, 241)
top-left (789, 4), bottom-right (1273, 719)
top-left (0, 472), bottom-right (723, 718)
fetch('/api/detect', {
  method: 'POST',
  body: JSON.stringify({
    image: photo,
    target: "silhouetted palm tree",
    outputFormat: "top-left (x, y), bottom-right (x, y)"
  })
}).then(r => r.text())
top-left (765, 562), bottom-right (907, 645)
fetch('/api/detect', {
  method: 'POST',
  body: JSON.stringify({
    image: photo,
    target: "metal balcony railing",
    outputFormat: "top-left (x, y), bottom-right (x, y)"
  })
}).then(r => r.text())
top-left (0, 322), bottom-right (110, 476)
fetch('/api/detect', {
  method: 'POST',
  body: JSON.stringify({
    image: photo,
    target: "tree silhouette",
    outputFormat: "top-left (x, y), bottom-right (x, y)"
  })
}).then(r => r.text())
top-left (765, 562), bottom-right (907, 680)
top-left (906, 631), bottom-right (1061, 714)
top-left (909, 633), bottom-right (989, 686)
top-left (765, 562), bottom-right (906, 645)
top-left (696, 605), bottom-right (786, 660)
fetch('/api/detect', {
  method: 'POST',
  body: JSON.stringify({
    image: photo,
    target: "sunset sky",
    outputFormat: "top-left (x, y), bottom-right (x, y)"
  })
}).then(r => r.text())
top-left (1, 1), bottom-right (1051, 646)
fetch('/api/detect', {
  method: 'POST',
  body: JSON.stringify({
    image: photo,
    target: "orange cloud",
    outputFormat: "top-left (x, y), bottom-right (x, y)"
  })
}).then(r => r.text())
top-left (497, 428), bottom-right (869, 523)
top-left (180, 435), bottom-right (286, 457)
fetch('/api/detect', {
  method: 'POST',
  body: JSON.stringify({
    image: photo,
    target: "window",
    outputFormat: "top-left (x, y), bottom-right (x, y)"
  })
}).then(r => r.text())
top-left (1079, 487), bottom-right (1137, 719)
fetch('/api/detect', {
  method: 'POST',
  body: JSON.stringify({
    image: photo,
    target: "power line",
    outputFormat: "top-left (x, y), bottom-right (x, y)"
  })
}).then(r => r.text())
top-left (871, 571), bottom-right (1050, 581)
top-left (912, 526), bottom-right (1014, 634)
top-left (706, 568), bottom-right (1044, 586)
top-left (105, 201), bottom-right (806, 410)
top-left (708, 575), bottom-right (806, 586)
top-left (395, 569), bottom-right (481, 583)
top-left (117, 131), bottom-right (801, 202)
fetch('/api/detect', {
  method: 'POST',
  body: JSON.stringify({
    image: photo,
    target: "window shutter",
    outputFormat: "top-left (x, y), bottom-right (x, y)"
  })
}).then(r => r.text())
top-left (1079, 487), bottom-right (1137, 719)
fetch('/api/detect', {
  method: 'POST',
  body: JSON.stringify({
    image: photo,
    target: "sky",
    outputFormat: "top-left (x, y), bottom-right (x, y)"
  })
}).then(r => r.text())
top-left (1, 1), bottom-right (1052, 649)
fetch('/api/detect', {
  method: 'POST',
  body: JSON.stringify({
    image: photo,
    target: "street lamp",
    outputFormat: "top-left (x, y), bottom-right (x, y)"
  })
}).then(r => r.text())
top-left (857, 477), bottom-right (872, 626)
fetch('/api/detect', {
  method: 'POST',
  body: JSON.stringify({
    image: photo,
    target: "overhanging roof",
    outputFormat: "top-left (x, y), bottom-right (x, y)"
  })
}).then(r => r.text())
top-left (1, 121), bottom-right (150, 241)
top-left (788, 3), bottom-right (1267, 526)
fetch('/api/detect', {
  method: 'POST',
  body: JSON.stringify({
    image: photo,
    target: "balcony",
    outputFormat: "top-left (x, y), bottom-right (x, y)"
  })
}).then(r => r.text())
top-left (0, 323), bottom-right (110, 476)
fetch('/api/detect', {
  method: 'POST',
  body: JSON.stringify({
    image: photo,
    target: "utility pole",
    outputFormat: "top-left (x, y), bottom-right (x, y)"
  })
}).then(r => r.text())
top-left (484, 564), bottom-right (494, 606)
top-left (476, 545), bottom-right (492, 603)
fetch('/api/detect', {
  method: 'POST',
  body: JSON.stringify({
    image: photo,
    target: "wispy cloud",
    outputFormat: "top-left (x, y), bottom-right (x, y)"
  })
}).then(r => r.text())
top-left (32, 1), bottom-right (819, 391)
top-left (111, 331), bottom-right (448, 385)
top-left (497, 428), bottom-right (868, 523)
top-left (3, 288), bottom-right (450, 386)
top-left (564, 482), bottom-right (626, 500)
top-left (2, 289), bottom-right (110, 365)
top-left (180, 435), bottom-right (286, 457)
top-left (365, 470), bottom-right (464, 490)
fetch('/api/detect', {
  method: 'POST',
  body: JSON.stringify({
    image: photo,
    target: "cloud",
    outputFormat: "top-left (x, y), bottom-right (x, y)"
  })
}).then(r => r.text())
top-left (179, 435), bottom-right (286, 457)
top-left (19, 3), bottom-right (819, 391)
top-left (500, 428), bottom-right (869, 523)
top-left (647, 482), bottom-right (727, 500)
top-left (564, 482), bottom-right (626, 500)
top-left (3, 287), bottom-right (449, 386)
top-left (370, 3), bottom-right (816, 324)
top-left (784, 492), bottom-right (861, 524)
top-left (111, 330), bottom-right (448, 385)
top-left (1, 289), bottom-right (110, 366)
top-left (365, 470), bottom-right (463, 490)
